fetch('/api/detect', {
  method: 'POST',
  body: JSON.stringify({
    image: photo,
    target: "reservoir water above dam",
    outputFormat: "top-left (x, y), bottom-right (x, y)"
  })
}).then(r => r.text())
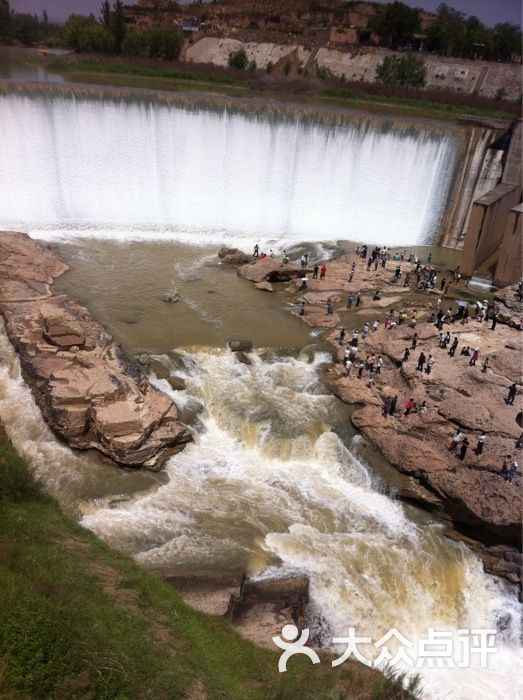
top-left (0, 84), bottom-right (521, 700)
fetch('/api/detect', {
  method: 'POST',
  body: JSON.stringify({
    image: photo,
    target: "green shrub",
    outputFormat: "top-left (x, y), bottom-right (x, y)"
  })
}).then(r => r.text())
top-left (145, 27), bottom-right (182, 60)
top-left (121, 30), bottom-right (149, 57)
top-left (62, 14), bottom-right (114, 53)
top-left (375, 54), bottom-right (427, 87)
top-left (228, 47), bottom-right (248, 70)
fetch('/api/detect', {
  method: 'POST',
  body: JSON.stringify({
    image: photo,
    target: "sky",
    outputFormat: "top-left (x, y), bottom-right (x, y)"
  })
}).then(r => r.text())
top-left (8, 0), bottom-right (522, 28)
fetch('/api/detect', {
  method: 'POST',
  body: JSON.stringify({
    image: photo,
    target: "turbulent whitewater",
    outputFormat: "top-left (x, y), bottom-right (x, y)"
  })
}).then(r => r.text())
top-left (1, 328), bottom-right (521, 700)
top-left (0, 91), bottom-right (457, 246)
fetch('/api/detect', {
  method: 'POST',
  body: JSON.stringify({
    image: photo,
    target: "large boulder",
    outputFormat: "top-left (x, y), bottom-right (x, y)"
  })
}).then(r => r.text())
top-left (238, 257), bottom-right (281, 283)
top-left (218, 247), bottom-right (252, 266)
top-left (227, 339), bottom-right (253, 352)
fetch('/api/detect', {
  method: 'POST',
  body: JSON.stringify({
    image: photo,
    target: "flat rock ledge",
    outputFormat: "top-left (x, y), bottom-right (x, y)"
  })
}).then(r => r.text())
top-left (0, 231), bottom-right (191, 470)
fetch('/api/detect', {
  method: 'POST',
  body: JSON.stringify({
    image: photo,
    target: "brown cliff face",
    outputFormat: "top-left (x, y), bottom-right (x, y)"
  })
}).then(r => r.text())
top-left (0, 232), bottom-right (191, 470)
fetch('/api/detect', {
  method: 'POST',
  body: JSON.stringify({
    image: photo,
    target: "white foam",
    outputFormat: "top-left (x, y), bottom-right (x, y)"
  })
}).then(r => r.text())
top-left (0, 93), bottom-right (457, 247)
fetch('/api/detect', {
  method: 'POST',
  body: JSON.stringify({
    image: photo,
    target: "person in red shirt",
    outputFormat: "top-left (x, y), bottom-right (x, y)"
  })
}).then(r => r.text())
top-left (404, 398), bottom-right (415, 416)
top-left (320, 265), bottom-right (327, 280)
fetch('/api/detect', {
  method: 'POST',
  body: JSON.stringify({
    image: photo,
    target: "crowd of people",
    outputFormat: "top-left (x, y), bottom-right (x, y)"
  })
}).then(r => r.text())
top-left (286, 243), bottom-right (521, 485)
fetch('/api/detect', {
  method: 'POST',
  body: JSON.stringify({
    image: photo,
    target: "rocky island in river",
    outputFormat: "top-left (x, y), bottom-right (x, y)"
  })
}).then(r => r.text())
top-left (0, 231), bottom-right (191, 470)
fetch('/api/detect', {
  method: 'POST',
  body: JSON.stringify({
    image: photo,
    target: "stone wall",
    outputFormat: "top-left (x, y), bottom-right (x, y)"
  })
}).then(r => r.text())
top-left (186, 36), bottom-right (311, 69)
top-left (185, 37), bottom-right (522, 100)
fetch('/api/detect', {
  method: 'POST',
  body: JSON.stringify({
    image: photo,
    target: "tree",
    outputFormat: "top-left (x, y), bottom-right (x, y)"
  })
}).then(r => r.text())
top-left (121, 30), bottom-right (148, 57)
top-left (228, 47), bottom-right (248, 70)
top-left (369, 1), bottom-right (421, 49)
top-left (62, 14), bottom-right (114, 53)
top-left (375, 54), bottom-right (427, 87)
top-left (10, 12), bottom-right (40, 45)
top-left (492, 23), bottom-right (522, 62)
top-left (0, 0), bottom-right (11, 38)
top-left (100, 0), bottom-right (111, 27)
top-left (145, 27), bottom-right (182, 60)
top-left (427, 3), bottom-right (466, 56)
top-left (110, 0), bottom-right (125, 53)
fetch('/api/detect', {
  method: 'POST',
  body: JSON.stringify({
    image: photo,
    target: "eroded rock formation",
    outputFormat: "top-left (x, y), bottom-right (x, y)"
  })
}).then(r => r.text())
top-left (0, 232), bottom-right (191, 470)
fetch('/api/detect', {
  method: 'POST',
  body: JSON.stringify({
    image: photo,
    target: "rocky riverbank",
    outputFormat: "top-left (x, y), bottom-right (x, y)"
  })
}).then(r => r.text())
top-left (221, 246), bottom-right (522, 586)
top-left (0, 231), bottom-right (191, 470)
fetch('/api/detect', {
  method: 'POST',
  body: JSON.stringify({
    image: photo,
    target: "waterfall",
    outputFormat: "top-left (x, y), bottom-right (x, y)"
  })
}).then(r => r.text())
top-left (0, 92), bottom-right (458, 246)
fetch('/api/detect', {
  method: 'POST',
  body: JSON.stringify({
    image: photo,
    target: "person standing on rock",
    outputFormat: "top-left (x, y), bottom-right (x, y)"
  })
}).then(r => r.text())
top-left (357, 363), bottom-right (365, 379)
top-left (253, 243), bottom-right (259, 258)
top-left (300, 275), bottom-right (308, 290)
top-left (338, 328), bottom-right (346, 346)
top-left (426, 354), bottom-right (435, 375)
top-left (313, 265), bottom-right (319, 279)
top-left (507, 383), bottom-right (517, 405)
top-left (448, 337), bottom-right (459, 357)
top-left (326, 298), bottom-right (334, 315)
top-left (482, 357), bottom-right (489, 373)
top-left (440, 277), bottom-right (446, 291)
top-left (299, 301), bottom-right (305, 316)
top-left (411, 333), bottom-right (418, 350)
top-left (448, 431), bottom-right (463, 452)
top-left (458, 437), bottom-right (470, 461)
top-left (475, 432), bottom-right (487, 455)
top-left (356, 292), bottom-right (362, 307)
top-left (417, 352), bottom-right (426, 372)
top-left (351, 330), bottom-right (359, 347)
top-left (349, 262), bottom-right (356, 283)
top-left (320, 265), bottom-right (327, 280)
top-left (402, 347), bottom-right (410, 364)
top-left (490, 313), bottom-right (498, 331)
top-left (363, 322), bottom-right (370, 338)
top-left (347, 292), bottom-right (353, 309)
top-left (375, 355), bottom-right (383, 374)
top-left (372, 320), bottom-right (379, 332)
top-left (389, 395), bottom-right (398, 416)
top-left (383, 395), bottom-right (392, 417)
top-left (344, 359), bottom-right (352, 377)
top-left (503, 458), bottom-right (518, 483)
top-left (469, 349), bottom-right (479, 366)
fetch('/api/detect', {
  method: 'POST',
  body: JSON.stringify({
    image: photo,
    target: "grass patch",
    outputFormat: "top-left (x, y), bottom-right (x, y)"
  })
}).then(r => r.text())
top-left (320, 88), bottom-right (518, 121)
top-left (43, 57), bottom-right (244, 88)
top-left (0, 428), bottom-right (421, 699)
